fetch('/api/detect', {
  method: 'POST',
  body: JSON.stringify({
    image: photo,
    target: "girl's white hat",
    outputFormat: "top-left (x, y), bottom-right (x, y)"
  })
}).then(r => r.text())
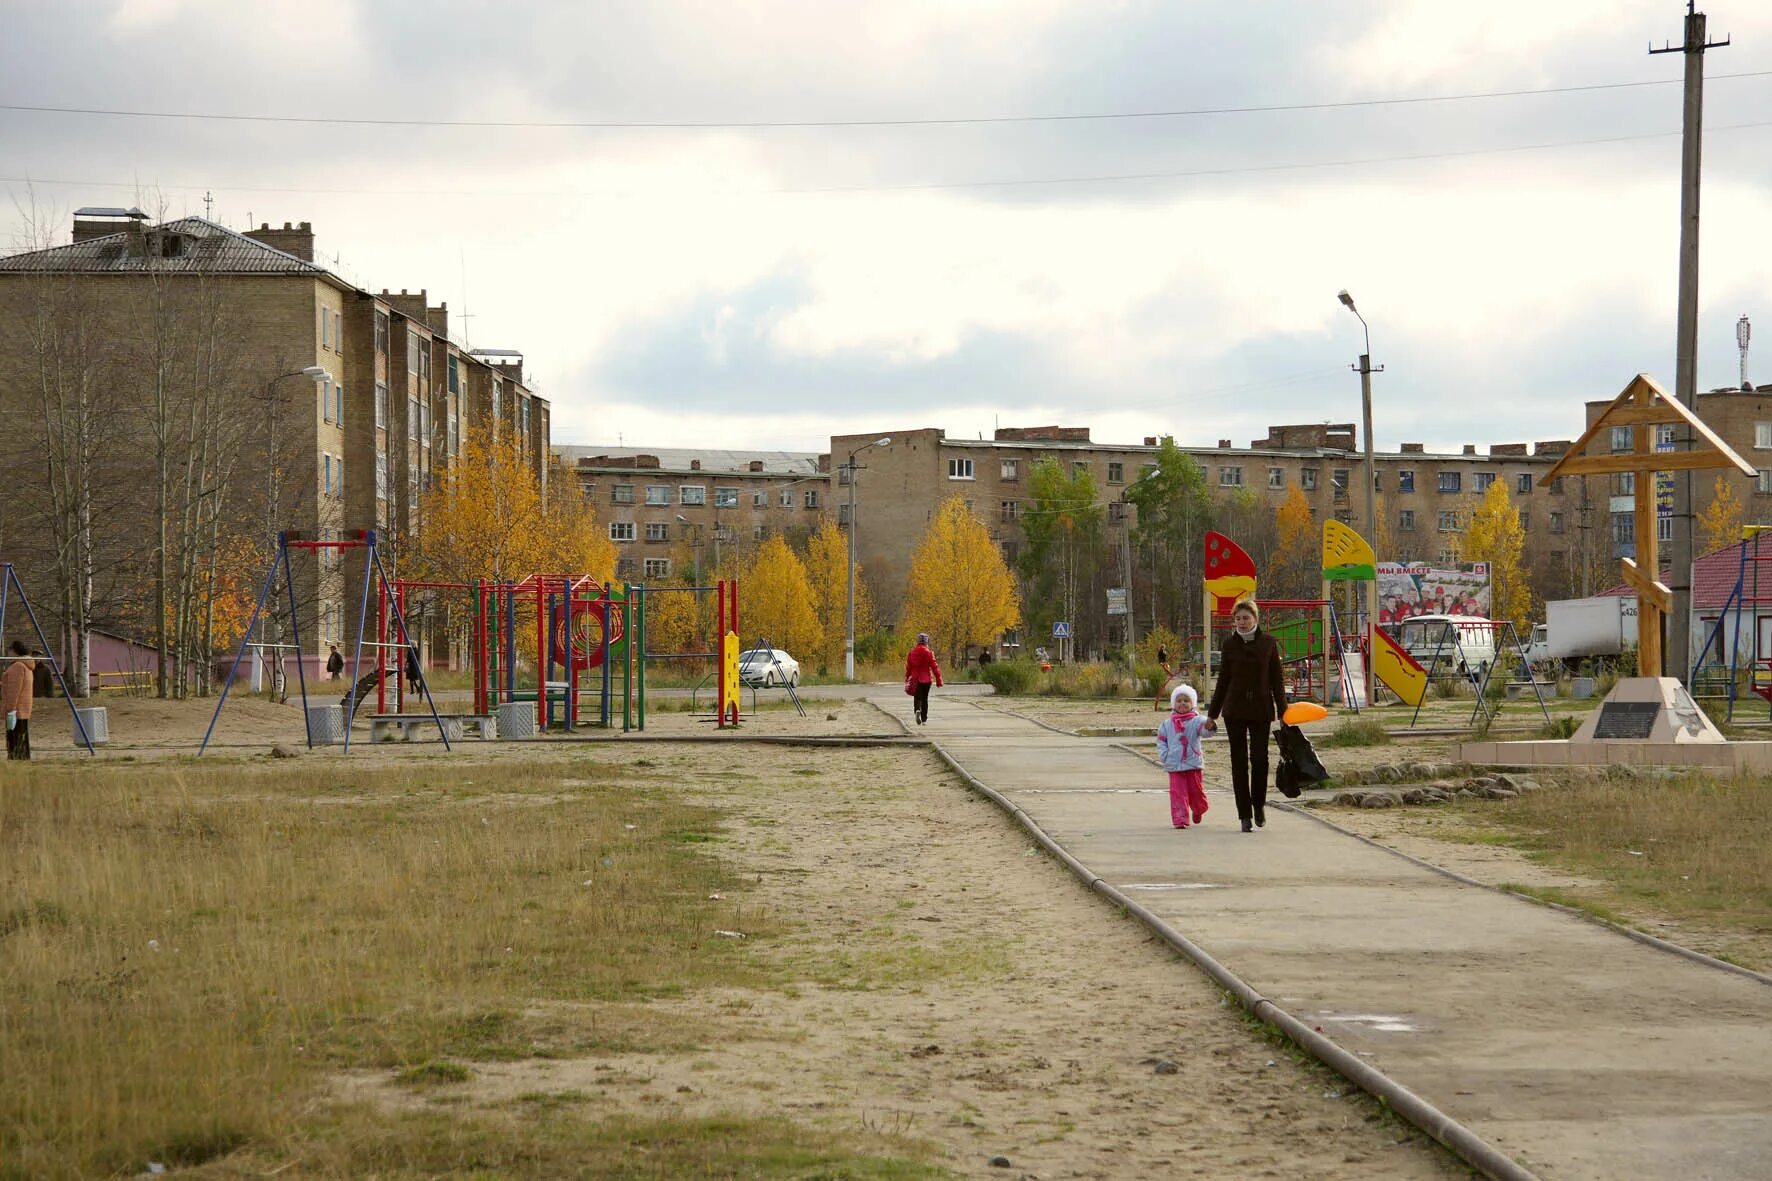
top-left (1170, 683), bottom-right (1198, 711)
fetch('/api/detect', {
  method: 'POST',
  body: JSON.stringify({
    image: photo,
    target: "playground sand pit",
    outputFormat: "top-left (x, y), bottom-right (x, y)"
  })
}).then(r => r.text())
top-left (329, 742), bottom-right (1465, 1179)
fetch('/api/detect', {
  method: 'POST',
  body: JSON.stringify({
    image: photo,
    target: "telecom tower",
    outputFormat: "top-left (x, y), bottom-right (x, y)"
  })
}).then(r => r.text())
top-left (1739, 314), bottom-right (1753, 392)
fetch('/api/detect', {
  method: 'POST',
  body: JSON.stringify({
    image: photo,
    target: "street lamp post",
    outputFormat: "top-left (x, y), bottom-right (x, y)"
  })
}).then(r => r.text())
top-left (843, 437), bottom-right (891, 680)
top-left (1338, 292), bottom-right (1381, 709)
top-left (675, 514), bottom-right (703, 579)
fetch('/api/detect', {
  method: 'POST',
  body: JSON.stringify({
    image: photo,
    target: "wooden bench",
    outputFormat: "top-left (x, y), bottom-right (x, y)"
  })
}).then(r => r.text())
top-left (369, 713), bottom-right (497, 743)
top-left (1504, 681), bottom-right (1555, 701)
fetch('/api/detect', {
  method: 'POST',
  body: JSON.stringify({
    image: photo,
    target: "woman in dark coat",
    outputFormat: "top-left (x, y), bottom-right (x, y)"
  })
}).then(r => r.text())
top-left (1206, 599), bottom-right (1288, 832)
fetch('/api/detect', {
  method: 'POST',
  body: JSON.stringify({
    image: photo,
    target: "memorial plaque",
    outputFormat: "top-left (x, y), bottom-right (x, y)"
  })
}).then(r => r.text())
top-left (1592, 700), bottom-right (1659, 740)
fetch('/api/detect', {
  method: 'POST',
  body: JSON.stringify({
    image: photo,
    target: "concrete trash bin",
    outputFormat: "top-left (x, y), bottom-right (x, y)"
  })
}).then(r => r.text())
top-left (74, 706), bottom-right (108, 745)
top-left (1569, 676), bottom-right (1597, 700)
top-left (306, 704), bottom-right (343, 745)
top-left (496, 701), bottom-right (536, 740)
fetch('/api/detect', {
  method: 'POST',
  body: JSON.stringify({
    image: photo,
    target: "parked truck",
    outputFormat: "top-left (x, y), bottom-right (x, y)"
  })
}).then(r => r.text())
top-left (1524, 595), bottom-right (1637, 670)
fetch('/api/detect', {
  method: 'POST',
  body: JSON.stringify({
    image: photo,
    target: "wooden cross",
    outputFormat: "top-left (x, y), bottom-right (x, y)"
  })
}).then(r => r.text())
top-left (1540, 373), bottom-right (1755, 677)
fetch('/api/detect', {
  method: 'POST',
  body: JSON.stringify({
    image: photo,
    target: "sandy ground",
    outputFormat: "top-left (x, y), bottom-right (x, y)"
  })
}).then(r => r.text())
top-left (335, 742), bottom-right (1466, 1180)
top-left (17, 692), bottom-right (902, 759)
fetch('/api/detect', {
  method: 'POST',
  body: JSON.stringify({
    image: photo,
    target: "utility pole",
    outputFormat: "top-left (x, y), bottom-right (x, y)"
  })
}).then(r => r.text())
top-left (1652, 2), bottom-right (1728, 685)
top-left (843, 437), bottom-right (890, 679)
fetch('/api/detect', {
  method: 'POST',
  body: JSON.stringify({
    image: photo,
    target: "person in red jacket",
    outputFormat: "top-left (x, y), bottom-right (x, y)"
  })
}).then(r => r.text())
top-left (904, 632), bottom-right (944, 725)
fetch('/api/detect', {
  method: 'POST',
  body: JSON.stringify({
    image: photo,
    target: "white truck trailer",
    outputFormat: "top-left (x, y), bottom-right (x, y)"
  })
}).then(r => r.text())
top-left (1525, 596), bottom-right (1637, 669)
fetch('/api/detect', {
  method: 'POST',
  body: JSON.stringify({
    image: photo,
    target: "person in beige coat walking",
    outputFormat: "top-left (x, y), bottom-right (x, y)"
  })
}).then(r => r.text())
top-left (3, 640), bottom-right (36, 760)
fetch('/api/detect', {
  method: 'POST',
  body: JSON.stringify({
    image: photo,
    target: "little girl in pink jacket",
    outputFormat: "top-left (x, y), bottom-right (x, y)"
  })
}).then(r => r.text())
top-left (1156, 684), bottom-right (1211, 829)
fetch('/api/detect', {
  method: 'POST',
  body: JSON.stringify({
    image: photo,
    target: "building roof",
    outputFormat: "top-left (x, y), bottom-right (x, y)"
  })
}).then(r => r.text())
top-left (1598, 541), bottom-right (1772, 608)
top-left (554, 445), bottom-right (824, 477)
top-left (0, 215), bottom-right (334, 277)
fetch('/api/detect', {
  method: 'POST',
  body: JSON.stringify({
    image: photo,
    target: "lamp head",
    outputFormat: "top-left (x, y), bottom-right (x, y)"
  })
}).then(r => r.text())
top-left (875, 436), bottom-right (891, 447)
top-left (1337, 290), bottom-right (1355, 311)
top-left (301, 365), bottom-right (328, 381)
top-left (676, 514), bottom-right (689, 523)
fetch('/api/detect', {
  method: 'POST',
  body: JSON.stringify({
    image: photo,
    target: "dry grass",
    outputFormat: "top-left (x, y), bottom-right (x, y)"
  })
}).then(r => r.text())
top-left (1468, 771), bottom-right (1772, 966)
top-left (0, 757), bottom-right (933, 1178)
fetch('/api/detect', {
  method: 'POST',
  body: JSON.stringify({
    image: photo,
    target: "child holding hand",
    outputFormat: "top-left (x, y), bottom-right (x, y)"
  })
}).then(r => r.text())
top-left (1157, 684), bottom-right (1211, 829)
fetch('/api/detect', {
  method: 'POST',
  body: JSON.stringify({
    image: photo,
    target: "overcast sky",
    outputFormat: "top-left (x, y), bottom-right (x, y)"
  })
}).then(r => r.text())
top-left (5, 1), bottom-right (1772, 455)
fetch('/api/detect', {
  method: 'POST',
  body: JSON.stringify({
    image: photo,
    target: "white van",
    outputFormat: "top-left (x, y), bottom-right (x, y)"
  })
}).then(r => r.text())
top-left (1397, 614), bottom-right (1497, 678)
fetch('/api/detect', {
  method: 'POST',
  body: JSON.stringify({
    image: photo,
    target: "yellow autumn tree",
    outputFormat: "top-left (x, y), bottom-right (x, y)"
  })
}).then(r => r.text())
top-left (414, 433), bottom-right (549, 583)
top-left (1371, 492), bottom-right (1397, 564)
top-left (1268, 485), bottom-right (1317, 597)
top-left (540, 482), bottom-right (617, 584)
top-left (740, 535), bottom-right (822, 656)
top-left (1698, 473), bottom-right (1747, 556)
top-left (902, 495), bottom-right (1020, 666)
top-left (1456, 479), bottom-right (1531, 627)
top-left (802, 518), bottom-right (872, 670)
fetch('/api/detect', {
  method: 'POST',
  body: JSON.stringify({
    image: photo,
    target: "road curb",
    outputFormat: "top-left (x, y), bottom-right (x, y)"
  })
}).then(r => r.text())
top-left (930, 739), bottom-right (1541, 1181)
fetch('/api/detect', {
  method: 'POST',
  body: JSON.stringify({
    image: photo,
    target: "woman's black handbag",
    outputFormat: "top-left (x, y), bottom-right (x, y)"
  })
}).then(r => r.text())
top-left (1273, 723), bottom-right (1329, 798)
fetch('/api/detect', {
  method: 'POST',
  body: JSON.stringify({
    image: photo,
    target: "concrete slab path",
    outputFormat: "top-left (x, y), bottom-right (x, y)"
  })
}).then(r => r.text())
top-left (888, 691), bottom-right (1772, 1181)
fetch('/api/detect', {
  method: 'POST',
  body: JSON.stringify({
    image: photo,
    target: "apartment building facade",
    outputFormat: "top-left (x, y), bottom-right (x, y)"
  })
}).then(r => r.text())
top-left (0, 209), bottom-right (548, 674)
top-left (554, 447), bottom-right (828, 581)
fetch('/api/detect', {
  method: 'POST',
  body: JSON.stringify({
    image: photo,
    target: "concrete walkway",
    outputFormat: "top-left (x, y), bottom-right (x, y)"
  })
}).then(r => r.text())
top-left (888, 692), bottom-right (1772, 1181)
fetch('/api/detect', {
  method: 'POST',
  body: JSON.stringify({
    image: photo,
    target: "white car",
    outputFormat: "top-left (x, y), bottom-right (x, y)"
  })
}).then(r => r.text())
top-left (738, 647), bottom-right (800, 688)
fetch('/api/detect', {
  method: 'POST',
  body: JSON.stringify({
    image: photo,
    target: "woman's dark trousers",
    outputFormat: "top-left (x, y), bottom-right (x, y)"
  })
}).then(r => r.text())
top-left (913, 682), bottom-right (932, 723)
top-left (1226, 719), bottom-right (1269, 821)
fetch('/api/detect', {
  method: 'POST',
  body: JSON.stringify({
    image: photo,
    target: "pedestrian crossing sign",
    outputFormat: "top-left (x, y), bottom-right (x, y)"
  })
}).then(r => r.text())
top-left (1052, 621), bottom-right (1071, 638)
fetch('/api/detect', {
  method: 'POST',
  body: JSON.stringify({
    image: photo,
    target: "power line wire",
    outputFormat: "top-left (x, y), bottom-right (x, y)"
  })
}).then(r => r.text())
top-left (2, 70), bottom-right (1771, 130)
top-left (5, 118), bottom-right (1770, 202)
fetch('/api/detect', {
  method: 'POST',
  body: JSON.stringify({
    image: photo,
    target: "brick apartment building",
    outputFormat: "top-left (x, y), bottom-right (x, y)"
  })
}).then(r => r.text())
top-left (0, 208), bottom-right (548, 673)
top-left (554, 447), bottom-right (828, 580)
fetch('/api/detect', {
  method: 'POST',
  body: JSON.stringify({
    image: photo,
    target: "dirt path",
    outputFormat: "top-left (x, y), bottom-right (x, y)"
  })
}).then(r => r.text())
top-left (346, 742), bottom-right (1467, 1179)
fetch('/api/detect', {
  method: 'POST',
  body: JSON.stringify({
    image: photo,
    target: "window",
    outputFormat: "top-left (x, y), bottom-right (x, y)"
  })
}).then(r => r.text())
top-left (1438, 471), bottom-right (1462, 493)
top-left (803, 489), bottom-right (820, 509)
top-left (753, 524), bottom-right (768, 540)
top-left (1267, 467), bottom-right (1285, 489)
top-left (1001, 500), bottom-right (1018, 522)
top-left (374, 311), bottom-right (388, 355)
top-left (1332, 469), bottom-right (1349, 494)
top-left (1399, 509), bottom-right (1415, 531)
top-left (1220, 466), bottom-right (1243, 487)
top-left (680, 485), bottom-right (706, 506)
top-left (1613, 472), bottom-right (1636, 496)
top-left (1301, 468), bottom-right (1318, 491)
top-left (1611, 426), bottom-right (1633, 453)
top-left (1656, 424), bottom-right (1675, 448)
top-left (1519, 510), bottom-right (1530, 530)
top-left (408, 396), bottom-right (421, 442)
top-left (1612, 512), bottom-right (1635, 545)
top-left (1398, 470), bottom-right (1415, 493)
top-left (645, 485), bottom-right (670, 506)
top-left (375, 382), bottom-right (388, 430)
top-left (1438, 510), bottom-right (1461, 532)
top-left (1372, 470), bottom-right (1382, 492)
top-left (779, 488), bottom-right (793, 507)
top-left (323, 453), bottom-right (334, 496)
top-left (447, 354), bottom-right (459, 394)
top-left (491, 381), bottom-right (502, 423)
top-left (609, 522), bottom-right (636, 542)
top-left (837, 503), bottom-right (851, 524)
top-left (1517, 472), bottom-right (1532, 494)
top-left (1001, 459), bottom-right (1018, 480)
top-left (1109, 501), bottom-right (1126, 523)
top-left (1550, 511), bottom-right (1565, 534)
top-left (1551, 477), bottom-right (1566, 496)
top-left (611, 484), bottom-right (635, 504)
top-left (419, 400), bottom-right (430, 448)
top-left (1072, 460), bottom-right (1089, 477)
top-left (321, 309), bottom-right (330, 350)
top-left (376, 453), bottom-right (389, 502)
top-left (1758, 469), bottom-right (1772, 495)
top-left (322, 378), bottom-right (334, 423)
top-left (948, 457), bottom-right (975, 480)
top-left (1002, 540), bottom-right (1020, 566)
top-left (1758, 423), bottom-right (1772, 449)
top-left (643, 558), bottom-right (672, 578)
top-left (334, 310), bottom-right (342, 350)
top-left (1474, 472), bottom-right (1495, 492)
top-left (335, 383), bottom-right (344, 427)
top-left (645, 523), bottom-right (669, 542)
top-left (715, 487), bottom-right (740, 508)
top-left (1108, 462), bottom-right (1124, 484)
top-left (752, 490), bottom-right (766, 507)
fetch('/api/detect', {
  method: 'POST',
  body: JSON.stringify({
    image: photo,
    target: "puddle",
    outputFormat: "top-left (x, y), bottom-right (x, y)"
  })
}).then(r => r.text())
top-left (1318, 1012), bottom-right (1420, 1033)
top-left (1120, 882), bottom-right (1226, 891)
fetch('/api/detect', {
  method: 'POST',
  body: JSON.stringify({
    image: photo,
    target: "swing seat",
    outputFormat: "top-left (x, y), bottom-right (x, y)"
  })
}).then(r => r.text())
top-left (1751, 661), bottom-right (1772, 704)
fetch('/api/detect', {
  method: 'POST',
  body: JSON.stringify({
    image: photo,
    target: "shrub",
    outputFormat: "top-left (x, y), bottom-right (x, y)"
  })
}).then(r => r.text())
top-left (1537, 714), bottom-right (1580, 739)
top-left (980, 661), bottom-right (1037, 696)
top-left (1315, 716), bottom-right (1391, 748)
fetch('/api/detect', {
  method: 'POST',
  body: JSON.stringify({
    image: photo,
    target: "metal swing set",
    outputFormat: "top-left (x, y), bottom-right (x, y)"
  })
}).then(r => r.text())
top-left (200, 530), bottom-right (450, 754)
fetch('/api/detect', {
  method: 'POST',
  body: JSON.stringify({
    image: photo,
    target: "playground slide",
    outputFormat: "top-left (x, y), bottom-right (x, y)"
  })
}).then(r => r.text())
top-left (341, 668), bottom-right (384, 720)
